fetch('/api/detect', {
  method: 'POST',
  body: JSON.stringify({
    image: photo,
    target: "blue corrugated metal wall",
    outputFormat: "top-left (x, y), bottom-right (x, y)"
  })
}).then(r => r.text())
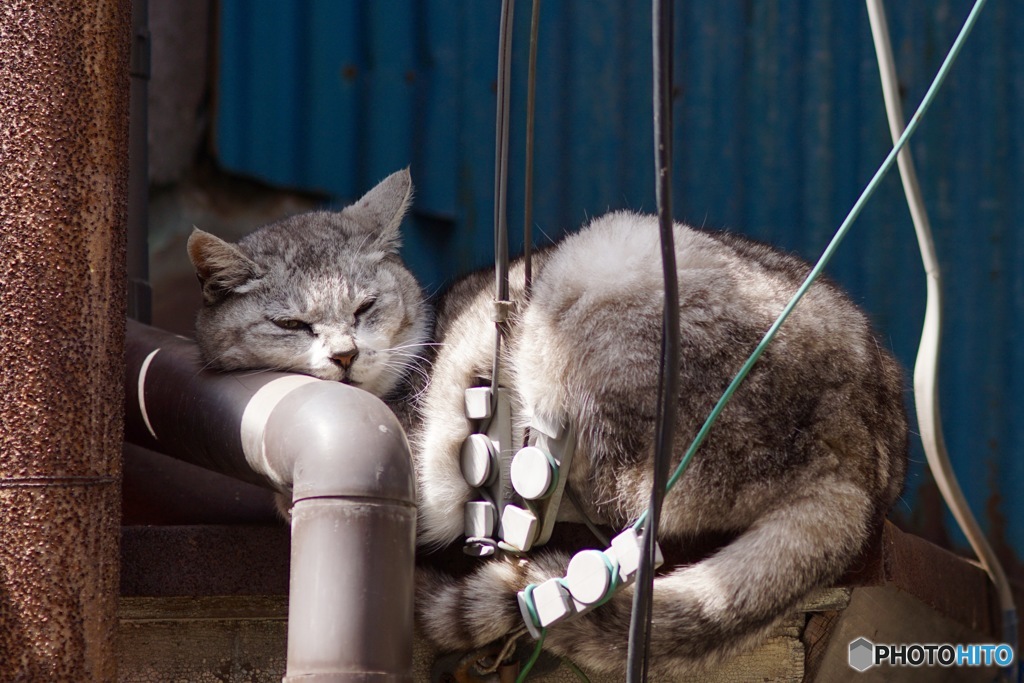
top-left (216, 0), bottom-right (1023, 570)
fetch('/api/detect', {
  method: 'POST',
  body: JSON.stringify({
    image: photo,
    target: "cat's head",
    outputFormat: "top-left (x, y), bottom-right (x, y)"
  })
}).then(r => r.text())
top-left (187, 169), bottom-right (430, 398)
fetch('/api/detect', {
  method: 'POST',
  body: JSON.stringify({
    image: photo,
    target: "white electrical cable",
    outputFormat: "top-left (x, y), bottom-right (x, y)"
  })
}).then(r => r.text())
top-left (865, 1), bottom-right (1018, 675)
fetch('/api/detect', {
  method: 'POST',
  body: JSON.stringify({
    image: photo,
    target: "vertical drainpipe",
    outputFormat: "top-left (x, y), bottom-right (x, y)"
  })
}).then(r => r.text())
top-left (0, 2), bottom-right (130, 682)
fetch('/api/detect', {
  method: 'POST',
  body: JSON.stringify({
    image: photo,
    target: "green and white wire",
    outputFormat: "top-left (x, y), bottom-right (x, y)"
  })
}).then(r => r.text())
top-left (516, 628), bottom-right (546, 683)
top-left (865, 1), bottom-right (1017, 680)
top-left (563, 658), bottom-right (592, 682)
top-left (634, 0), bottom-right (991, 534)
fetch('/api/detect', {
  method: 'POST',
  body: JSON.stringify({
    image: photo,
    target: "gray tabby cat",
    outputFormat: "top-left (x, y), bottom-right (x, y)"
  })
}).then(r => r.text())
top-left (188, 169), bottom-right (907, 677)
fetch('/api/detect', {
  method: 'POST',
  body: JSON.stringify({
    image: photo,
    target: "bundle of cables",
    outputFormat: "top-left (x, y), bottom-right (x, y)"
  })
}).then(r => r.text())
top-left (489, 0), bottom-right (1016, 681)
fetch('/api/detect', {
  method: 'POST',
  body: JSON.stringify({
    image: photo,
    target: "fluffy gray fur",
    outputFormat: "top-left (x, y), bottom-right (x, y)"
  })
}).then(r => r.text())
top-left (188, 170), bottom-right (429, 399)
top-left (188, 169), bottom-right (907, 677)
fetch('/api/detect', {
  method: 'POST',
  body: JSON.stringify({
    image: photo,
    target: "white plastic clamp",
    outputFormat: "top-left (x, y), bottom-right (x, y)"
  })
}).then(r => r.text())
top-left (464, 386), bottom-right (493, 421)
top-left (510, 446), bottom-right (556, 500)
top-left (520, 412), bottom-right (575, 547)
top-left (461, 386), bottom-right (516, 554)
top-left (517, 527), bottom-right (664, 638)
top-left (461, 434), bottom-right (497, 488)
top-left (500, 504), bottom-right (539, 552)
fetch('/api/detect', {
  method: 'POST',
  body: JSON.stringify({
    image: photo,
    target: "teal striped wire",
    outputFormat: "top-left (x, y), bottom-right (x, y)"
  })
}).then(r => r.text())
top-left (516, 628), bottom-right (547, 683)
top-left (633, 0), bottom-right (989, 533)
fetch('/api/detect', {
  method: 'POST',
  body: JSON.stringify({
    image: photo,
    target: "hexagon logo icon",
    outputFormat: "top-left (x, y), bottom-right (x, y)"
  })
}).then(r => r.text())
top-left (849, 637), bottom-right (875, 672)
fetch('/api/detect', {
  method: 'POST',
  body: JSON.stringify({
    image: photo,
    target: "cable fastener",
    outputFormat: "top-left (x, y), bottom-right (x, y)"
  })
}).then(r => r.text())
top-left (491, 299), bottom-right (517, 324)
top-left (517, 528), bottom-right (663, 638)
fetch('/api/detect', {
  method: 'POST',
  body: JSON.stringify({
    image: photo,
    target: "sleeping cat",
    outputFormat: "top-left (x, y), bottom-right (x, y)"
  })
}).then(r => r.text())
top-left (187, 169), bottom-right (907, 677)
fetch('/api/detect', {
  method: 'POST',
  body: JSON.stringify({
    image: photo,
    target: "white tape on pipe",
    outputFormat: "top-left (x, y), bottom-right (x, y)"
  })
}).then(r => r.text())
top-left (240, 375), bottom-right (319, 487)
top-left (137, 349), bottom-right (160, 439)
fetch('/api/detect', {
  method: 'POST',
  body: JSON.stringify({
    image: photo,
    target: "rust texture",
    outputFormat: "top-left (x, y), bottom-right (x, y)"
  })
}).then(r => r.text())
top-left (0, 1), bottom-right (130, 681)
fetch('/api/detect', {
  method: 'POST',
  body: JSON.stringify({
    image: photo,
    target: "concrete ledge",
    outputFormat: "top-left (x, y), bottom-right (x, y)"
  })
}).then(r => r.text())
top-left (118, 522), bottom-right (1004, 682)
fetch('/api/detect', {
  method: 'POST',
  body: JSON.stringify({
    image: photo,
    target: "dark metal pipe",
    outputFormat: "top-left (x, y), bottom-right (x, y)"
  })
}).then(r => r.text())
top-left (124, 320), bottom-right (416, 681)
top-left (0, 1), bottom-right (130, 681)
top-left (124, 320), bottom-right (285, 488)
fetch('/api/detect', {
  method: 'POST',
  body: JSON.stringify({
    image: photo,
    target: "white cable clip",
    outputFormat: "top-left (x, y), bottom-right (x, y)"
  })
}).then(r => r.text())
top-left (460, 395), bottom-right (578, 555)
top-left (517, 527), bottom-right (663, 638)
top-left (464, 386), bottom-right (493, 421)
top-left (491, 299), bottom-right (517, 324)
top-left (461, 434), bottom-right (497, 488)
top-left (499, 504), bottom-right (539, 552)
top-left (461, 386), bottom-right (515, 556)
top-left (504, 412), bottom-right (575, 548)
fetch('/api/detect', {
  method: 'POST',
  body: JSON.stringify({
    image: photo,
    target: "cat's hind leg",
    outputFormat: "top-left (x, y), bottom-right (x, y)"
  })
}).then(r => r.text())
top-left (544, 474), bottom-right (875, 676)
top-left (418, 473), bottom-right (874, 677)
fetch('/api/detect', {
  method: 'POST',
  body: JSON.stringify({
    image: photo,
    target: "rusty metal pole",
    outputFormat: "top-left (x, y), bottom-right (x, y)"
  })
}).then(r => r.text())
top-left (0, 2), bottom-right (130, 682)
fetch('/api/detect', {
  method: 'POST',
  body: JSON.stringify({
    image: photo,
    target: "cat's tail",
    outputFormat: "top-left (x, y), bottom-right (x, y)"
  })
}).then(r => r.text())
top-left (416, 474), bottom-right (872, 677)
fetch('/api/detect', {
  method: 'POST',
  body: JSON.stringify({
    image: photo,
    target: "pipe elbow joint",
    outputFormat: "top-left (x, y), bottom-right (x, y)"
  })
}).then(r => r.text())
top-left (251, 378), bottom-right (415, 506)
top-left (259, 380), bottom-right (418, 683)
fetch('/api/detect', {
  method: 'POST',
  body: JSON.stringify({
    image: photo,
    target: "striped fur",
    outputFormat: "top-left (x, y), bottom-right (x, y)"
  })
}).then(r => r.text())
top-left (190, 171), bottom-right (907, 677)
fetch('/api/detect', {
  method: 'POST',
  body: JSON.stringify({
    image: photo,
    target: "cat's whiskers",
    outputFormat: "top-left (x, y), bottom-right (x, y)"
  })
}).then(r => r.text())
top-left (235, 367), bottom-right (286, 378)
top-left (383, 340), bottom-right (443, 353)
top-left (383, 348), bottom-right (435, 369)
top-left (385, 353), bottom-right (431, 369)
top-left (381, 354), bottom-right (429, 379)
top-left (379, 354), bottom-right (432, 401)
top-left (196, 358), bottom-right (220, 373)
top-left (350, 231), bottom-right (375, 255)
top-left (423, 281), bottom-right (447, 300)
top-left (386, 347), bottom-right (433, 357)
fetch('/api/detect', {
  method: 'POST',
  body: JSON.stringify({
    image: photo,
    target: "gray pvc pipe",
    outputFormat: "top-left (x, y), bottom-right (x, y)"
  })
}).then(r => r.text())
top-left (124, 319), bottom-right (416, 682)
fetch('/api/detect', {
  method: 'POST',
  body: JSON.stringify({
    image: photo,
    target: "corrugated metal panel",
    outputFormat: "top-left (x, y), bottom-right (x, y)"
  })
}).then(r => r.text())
top-left (215, 0), bottom-right (1024, 569)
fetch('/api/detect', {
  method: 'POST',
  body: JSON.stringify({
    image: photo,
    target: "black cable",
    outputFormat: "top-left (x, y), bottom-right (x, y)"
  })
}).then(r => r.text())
top-left (523, 0), bottom-right (540, 297)
top-left (626, 0), bottom-right (678, 681)
top-left (492, 0), bottom-right (515, 394)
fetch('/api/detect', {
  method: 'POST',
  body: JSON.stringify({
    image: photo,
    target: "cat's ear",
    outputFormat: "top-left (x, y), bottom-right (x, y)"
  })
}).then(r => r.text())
top-left (347, 168), bottom-right (413, 252)
top-left (187, 228), bottom-right (263, 303)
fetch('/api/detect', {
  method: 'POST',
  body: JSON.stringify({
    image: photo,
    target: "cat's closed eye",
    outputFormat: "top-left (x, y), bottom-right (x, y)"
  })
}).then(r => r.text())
top-left (272, 318), bottom-right (312, 333)
top-left (355, 297), bottom-right (377, 318)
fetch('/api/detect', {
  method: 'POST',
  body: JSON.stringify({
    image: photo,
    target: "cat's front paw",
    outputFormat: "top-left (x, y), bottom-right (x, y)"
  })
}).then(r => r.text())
top-left (416, 478), bottom-right (474, 548)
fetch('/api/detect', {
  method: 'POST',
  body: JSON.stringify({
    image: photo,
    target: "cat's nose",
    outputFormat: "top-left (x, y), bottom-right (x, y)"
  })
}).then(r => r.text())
top-left (330, 348), bottom-right (359, 370)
